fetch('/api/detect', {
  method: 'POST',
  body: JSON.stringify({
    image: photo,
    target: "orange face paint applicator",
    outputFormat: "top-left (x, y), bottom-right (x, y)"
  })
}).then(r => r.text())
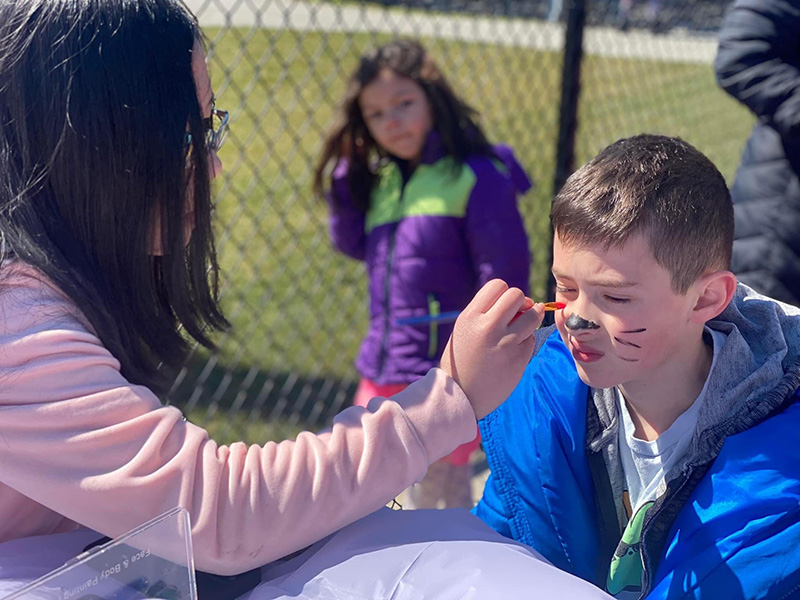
top-left (395, 302), bottom-right (565, 326)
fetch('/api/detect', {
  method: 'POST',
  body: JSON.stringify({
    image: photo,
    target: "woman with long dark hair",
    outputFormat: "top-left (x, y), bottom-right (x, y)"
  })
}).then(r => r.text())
top-left (0, 0), bottom-right (542, 577)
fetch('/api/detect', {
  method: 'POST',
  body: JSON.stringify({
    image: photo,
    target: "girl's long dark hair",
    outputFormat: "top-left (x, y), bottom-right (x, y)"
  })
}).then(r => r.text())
top-left (313, 39), bottom-right (493, 212)
top-left (0, 0), bottom-right (228, 392)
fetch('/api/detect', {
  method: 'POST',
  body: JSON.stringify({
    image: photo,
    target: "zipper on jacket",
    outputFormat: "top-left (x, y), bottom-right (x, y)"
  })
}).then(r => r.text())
top-left (639, 466), bottom-right (702, 598)
top-left (376, 224), bottom-right (398, 380)
top-left (779, 582), bottom-right (800, 600)
top-left (427, 294), bottom-right (441, 358)
top-left (376, 164), bottom-right (409, 380)
top-left (639, 492), bottom-right (677, 596)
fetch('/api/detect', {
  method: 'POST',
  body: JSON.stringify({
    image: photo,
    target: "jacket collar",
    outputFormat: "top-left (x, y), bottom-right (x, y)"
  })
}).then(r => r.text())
top-left (418, 129), bottom-right (447, 165)
top-left (388, 129), bottom-right (447, 171)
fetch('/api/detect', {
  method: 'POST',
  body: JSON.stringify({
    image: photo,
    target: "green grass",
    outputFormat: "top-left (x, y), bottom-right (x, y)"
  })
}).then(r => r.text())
top-left (177, 27), bottom-right (754, 442)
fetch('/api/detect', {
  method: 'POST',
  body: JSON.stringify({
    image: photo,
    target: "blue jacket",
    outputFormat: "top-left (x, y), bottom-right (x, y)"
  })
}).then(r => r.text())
top-left (475, 287), bottom-right (800, 599)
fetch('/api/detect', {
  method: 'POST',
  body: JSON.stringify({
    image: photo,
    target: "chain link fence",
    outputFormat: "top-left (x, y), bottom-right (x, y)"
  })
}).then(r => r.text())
top-left (166, 0), bottom-right (753, 444)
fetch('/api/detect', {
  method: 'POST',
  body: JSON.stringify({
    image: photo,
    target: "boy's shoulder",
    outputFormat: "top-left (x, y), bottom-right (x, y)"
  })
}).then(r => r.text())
top-left (653, 392), bottom-right (800, 597)
top-left (489, 325), bottom-right (588, 432)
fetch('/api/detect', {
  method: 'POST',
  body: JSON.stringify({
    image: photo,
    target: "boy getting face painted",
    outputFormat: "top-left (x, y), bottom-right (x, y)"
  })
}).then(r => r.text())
top-left (474, 134), bottom-right (800, 599)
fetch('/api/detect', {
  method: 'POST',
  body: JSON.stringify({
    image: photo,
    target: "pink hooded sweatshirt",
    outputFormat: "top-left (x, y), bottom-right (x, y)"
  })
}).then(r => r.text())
top-left (0, 261), bottom-right (476, 574)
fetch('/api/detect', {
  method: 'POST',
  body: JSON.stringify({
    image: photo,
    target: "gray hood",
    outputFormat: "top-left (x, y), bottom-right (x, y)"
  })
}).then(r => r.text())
top-left (691, 283), bottom-right (800, 464)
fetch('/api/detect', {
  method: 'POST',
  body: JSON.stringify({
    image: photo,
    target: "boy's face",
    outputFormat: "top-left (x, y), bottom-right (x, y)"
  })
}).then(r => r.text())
top-left (552, 232), bottom-right (699, 391)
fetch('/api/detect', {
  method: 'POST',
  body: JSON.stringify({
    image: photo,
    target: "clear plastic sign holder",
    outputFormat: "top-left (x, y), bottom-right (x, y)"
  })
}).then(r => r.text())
top-left (3, 507), bottom-right (197, 600)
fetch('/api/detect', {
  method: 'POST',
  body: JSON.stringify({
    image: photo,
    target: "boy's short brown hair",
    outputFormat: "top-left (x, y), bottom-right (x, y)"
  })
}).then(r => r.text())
top-left (551, 134), bottom-right (733, 293)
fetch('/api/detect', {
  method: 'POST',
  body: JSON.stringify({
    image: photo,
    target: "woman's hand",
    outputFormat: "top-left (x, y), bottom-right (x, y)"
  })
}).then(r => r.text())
top-left (439, 279), bottom-right (544, 420)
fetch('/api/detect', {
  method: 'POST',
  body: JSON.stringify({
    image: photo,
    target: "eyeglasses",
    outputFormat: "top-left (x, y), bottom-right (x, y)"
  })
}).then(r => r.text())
top-left (186, 107), bottom-right (230, 153)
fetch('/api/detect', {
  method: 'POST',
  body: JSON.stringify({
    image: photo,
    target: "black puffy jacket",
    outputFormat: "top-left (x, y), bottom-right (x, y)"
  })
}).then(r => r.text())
top-left (715, 0), bottom-right (800, 305)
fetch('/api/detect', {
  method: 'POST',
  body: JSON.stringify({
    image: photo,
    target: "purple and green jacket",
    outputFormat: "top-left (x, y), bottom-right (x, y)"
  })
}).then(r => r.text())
top-left (328, 131), bottom-right (532, 384)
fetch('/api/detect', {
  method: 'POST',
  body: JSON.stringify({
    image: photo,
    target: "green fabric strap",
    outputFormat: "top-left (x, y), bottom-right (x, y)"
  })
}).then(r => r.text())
top-left (427, 294), bottom-right (441, 358)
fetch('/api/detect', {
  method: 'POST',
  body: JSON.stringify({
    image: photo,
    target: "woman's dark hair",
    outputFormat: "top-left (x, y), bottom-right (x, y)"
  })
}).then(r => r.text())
top-left (313, 39), bottom-right (493, 211)
top-left (0, 0), bottom-right (228, 391)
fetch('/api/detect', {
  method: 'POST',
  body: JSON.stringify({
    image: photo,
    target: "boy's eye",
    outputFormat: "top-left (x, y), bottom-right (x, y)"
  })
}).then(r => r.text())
top-left (556, 286), bottom-right (575, 294)
top-left (604, 295), bottom-right (630, 304)
top-left (366, 111), bottom-right (383, 121)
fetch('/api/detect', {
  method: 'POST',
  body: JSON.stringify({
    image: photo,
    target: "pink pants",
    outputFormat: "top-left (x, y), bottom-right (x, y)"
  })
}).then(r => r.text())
top-left (353, 378), bottom-right (480, 466)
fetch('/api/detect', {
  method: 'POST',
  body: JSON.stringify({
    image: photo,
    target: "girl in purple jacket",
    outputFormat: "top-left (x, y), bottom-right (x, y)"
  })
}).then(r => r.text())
top-left (314, 39), bottom-right (532, 509)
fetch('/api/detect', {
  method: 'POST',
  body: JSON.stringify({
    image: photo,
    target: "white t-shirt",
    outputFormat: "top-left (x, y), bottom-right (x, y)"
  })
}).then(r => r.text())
top-left (609, 328), bottom-right (726, 599)
top-left (616, 328), bottom-right (726, 513)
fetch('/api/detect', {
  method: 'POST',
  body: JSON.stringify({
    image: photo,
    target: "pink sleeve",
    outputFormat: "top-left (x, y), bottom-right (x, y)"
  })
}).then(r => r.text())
top-left (0, 269), bottom-right (476, 574)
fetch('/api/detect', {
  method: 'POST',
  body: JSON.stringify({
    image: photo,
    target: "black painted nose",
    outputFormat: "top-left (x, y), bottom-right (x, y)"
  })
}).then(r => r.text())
top-left (565, 314), bottom-right (600, 330)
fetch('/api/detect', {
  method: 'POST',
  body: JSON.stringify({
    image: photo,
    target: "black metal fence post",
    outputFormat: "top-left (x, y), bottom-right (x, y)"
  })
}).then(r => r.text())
top-left (548, 0), bottom-right (586, 302)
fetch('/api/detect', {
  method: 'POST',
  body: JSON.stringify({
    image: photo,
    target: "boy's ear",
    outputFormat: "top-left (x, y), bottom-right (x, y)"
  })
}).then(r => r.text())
top-left (691, 270), bottom-right (737, 323)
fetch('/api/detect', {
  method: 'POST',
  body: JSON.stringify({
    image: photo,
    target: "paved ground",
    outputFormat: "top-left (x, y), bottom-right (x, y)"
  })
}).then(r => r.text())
top-left (185, 0), bottom-right (718, 64)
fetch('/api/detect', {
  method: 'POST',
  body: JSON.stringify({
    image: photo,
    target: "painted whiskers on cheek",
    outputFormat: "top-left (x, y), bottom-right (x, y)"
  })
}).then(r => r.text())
top-left (614, 328), bottom-right (647, 362)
